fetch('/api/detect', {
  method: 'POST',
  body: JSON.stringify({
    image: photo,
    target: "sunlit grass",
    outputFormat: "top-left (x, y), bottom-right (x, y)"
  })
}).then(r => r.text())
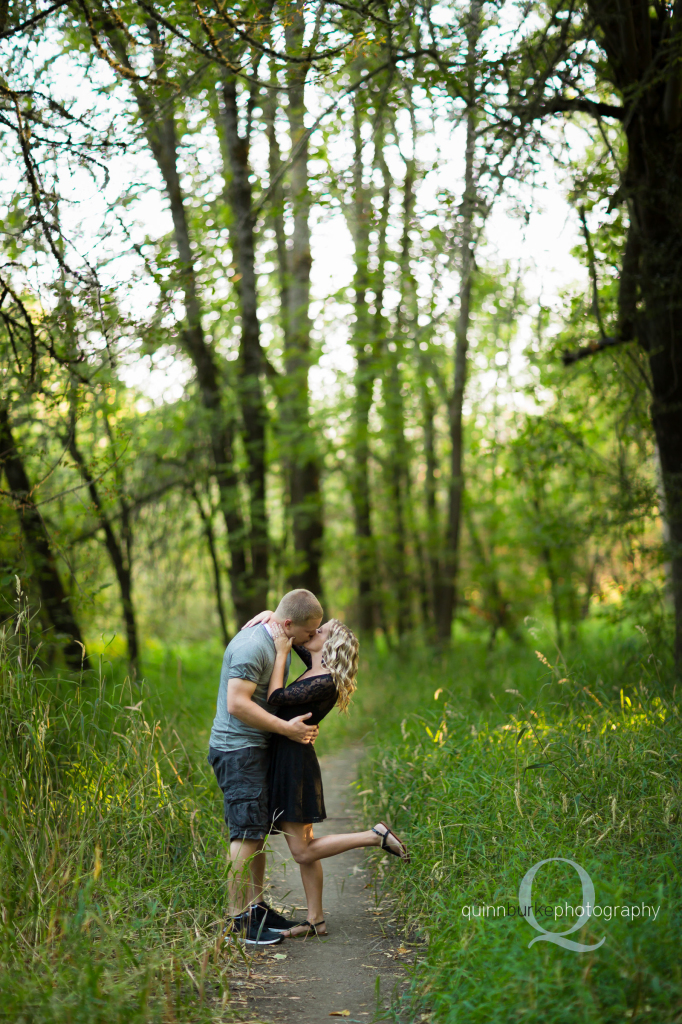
top-left (359, 626), bottom-right (682, 1023)
top-left (31, 613), bottom-right (677, 1023)
top-left (0, 611), bottom-right (249, 1023)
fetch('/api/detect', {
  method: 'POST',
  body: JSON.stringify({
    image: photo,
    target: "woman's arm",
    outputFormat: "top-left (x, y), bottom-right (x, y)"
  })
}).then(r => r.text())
top-left (268, 675), bottom-right (337, 706)
top-left (267, 627), bottom-right (293, 700)
top-left (241, 609), bottom-right (274, 630)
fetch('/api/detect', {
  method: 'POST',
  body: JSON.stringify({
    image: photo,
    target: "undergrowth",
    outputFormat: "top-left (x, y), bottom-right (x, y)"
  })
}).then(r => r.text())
top-left (361, 630), bottom-right (682, 1023)
top-left (0, 601), bottom-right (252, 1023)
top-left (7, 598), bottom-right (676, 1022)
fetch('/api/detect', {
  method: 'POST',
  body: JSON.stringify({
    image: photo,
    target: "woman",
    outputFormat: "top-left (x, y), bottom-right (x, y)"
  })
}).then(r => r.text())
top-left (265, 616), bottom-right (409, 938)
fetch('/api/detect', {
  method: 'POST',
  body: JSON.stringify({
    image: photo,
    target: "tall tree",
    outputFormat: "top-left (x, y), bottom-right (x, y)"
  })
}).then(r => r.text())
top-left (377, 123), bottom-right (413, 635)
top-left (421, 365), bottom-right (441, 634)
top-left (98, 18), bottom-right (266, 621)
top-left (437, 0), bottom-right (483, 643)
top-left (66, 394), bottom-right (139, 674)
top-left (281, 1), bottom-right (324, 596)
top-left (541, 0), bottom-right (682, 670)
top-left (219, 73), bottom-right (269, 602)
top-left (0, 405), bottom-right (91, 671)
top-left (346, 86), bottom-right (381, 632)
top-left (190, 483), bottom-right (230, 647)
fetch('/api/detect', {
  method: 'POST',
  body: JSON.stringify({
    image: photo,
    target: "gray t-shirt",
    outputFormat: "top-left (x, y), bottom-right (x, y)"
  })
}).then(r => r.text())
top-left (208, 625), bottom-right (291, 752)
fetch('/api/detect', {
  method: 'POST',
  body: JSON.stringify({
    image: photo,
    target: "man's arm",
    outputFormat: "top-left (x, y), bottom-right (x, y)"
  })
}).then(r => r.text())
top-left (227, 677), bottom-right (318, 744)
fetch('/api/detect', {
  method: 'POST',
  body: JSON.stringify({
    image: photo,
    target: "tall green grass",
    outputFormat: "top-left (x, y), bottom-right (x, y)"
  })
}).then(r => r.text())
top-left (0, 605), bottom-right (247, 1023)
top-left (359, 627), bottom-right (682, 1023)
top-left (13, 606), bottom-right (674, 1022)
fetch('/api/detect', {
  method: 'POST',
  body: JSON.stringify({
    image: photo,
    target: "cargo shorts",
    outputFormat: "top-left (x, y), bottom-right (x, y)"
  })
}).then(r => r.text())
top-left (208, 745), bottom-right (275, 841)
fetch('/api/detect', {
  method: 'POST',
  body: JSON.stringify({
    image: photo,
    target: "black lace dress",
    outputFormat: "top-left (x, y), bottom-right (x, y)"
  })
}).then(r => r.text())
top-left (267, 646), bottom-right (338, 826)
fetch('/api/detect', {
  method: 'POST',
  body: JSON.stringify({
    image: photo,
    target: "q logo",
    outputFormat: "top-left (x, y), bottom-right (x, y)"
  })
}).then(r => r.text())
top-left (518, 858), bottom-right (606, 952)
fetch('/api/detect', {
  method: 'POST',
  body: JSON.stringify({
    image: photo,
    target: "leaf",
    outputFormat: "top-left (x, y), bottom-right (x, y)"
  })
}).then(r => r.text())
top-left (93, 844), bottom-right (102, 880)
top-left (329, 1012), bottom-right (350, 1017)
top-left (272, 952), bottom-right (287, 960)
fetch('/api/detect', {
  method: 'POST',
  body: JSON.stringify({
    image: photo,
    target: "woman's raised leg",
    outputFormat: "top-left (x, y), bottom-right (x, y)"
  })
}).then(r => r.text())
top-left (283, 820), bottom-right (404, 865)
top-left (279, 821), bottom-right (407, 936)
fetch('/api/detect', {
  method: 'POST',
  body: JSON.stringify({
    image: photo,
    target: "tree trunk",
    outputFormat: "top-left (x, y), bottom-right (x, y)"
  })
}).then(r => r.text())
top-left (530, 491), bottom-right (564, 649)
top-left (641, 251), bottom-right (682, 671)
top-left (396, 142), bottom-right (431, 633)
top-left (372, 128), bottom-right (412, 636)
top-left (220, 77), bottom-right (269, 604)
top-left (146, 101), bottom-right (252, 620)
top-left (66, 409), bottom-right (139, 674)
top-left (383, 352), bottom-right (411, 634)
top-left (422, 376), bottom-right (441, 633)
top-left (191, 485), bottom-right (230, 647)
top-left (627, 109), bottom-right (682, 672)
top-left (437, 112), bottom-right (476, 642)
top-left (0, 405), bottom-right (90, 672)
top-left (466, 508), bottom-right (519, 646)
top-left (264, 83), bottom-right (291, 351)
top-left (544, 546), bottom-right (564, 651)
top-left (584, 0), bottom-right (682, 670)
top-left (437, 2), bottom-right (481, 643)
top-left (346, 92), bottom-right (379, 632)
top-left (107, 25), bottom-right (257, 623)
top-left (283, 6), bottom-right (324, 597)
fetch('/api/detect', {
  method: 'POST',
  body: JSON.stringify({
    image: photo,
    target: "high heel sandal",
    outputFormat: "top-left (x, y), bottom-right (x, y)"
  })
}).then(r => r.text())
top-left (372, 822), bottom-right (410, 862)
top-left (285, 919), bottom-right (326, 938)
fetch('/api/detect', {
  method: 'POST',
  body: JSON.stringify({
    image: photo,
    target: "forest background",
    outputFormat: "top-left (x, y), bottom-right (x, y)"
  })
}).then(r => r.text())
top-left (2, 0), bottom-right (678, 663)
top-left (1, 0), bottom-right (681, 1021)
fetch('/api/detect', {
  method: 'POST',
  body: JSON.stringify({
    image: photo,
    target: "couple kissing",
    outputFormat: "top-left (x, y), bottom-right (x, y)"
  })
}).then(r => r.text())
top-left (207, 588), bottom-right (409, 946)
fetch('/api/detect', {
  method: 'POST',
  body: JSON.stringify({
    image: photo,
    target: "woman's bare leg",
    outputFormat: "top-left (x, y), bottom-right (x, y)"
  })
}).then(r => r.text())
top-left (282, 821), bottom-right (401, 865)
top-left (280, 822), bottom-right (329, 936)
top-left (297, 859), bottom-right (325, 934)
top-left (279, 821), bottom-right (403, 936)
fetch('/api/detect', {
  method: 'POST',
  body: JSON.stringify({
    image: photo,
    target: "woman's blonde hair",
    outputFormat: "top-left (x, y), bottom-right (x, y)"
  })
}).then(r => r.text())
top-left (322, 619), bottom-right (359, 714)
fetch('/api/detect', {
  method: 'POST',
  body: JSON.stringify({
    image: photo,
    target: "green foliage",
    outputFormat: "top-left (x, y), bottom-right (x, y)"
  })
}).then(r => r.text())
top-left (1, 0), bottom-right (670, 650)
top-left (360, 630), bottom-right (682, 1023)
top-left (0, 608), bottom-right (245, 1023)
top-left (2, 0), bottom-right (681, 1017)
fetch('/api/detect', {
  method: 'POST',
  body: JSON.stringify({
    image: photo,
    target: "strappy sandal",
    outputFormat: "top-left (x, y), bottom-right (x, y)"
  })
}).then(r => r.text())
top-left (284, 919), bottom-right (326, 938)
top-left (372, 822), bottom-right (410, 862)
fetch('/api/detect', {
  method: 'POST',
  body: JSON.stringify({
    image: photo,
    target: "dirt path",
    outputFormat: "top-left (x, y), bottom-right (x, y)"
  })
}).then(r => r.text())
top-left (228, 745), bottom-right (410, 1023)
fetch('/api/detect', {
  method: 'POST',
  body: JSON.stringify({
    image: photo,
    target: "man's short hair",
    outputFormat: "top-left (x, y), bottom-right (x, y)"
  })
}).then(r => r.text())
top-left (275, 589), bottom-right (323, 625)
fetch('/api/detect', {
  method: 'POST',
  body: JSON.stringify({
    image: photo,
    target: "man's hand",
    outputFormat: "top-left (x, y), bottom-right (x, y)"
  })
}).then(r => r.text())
top-left (228, 678), bottom-right (319, 742)
top-left (285, 713), bottom-right (319, 744)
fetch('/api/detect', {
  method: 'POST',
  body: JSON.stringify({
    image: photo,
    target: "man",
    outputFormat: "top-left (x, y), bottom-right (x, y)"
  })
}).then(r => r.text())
top-left (208, 588), bottom-right (323, 945)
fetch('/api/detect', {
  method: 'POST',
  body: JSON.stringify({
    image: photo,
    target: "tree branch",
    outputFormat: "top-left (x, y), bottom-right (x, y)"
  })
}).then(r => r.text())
top-left (578, 205), bottom-right (607, 339)
top-left (67, 477), bottom-right (185, 545)
top-left (0, 0), bottom-right (74, 38)
top-left (528, 97), bottom-right (625, 122)
top-left (562, 335), bottom-right (631, 365)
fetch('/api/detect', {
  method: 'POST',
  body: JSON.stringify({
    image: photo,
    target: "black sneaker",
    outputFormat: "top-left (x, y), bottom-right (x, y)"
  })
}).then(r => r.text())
top-left (251, 901), bottom-right (301, 932)
top-left (225, 911), bottom-right (283, 945)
